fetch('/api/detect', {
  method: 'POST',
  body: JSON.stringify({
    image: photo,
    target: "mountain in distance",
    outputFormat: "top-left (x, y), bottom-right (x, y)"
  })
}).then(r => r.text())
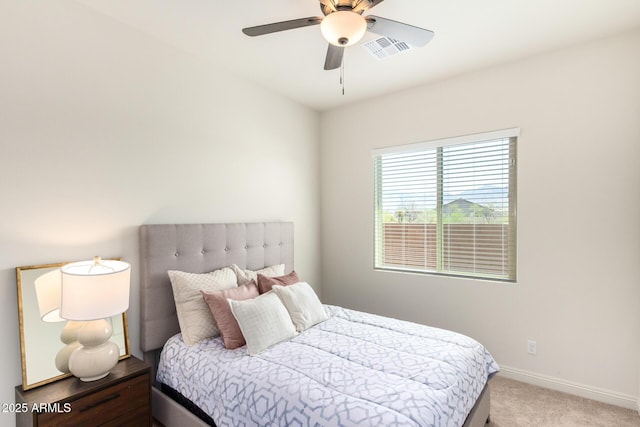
top-left (383, 185), bottom-right (509, 211)
top-left (444, 185), bottom-right (509, 207)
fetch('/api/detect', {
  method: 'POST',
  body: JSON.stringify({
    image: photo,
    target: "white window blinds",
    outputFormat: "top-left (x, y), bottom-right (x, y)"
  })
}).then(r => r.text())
top-left (373, 129), bottom-right (518, 281)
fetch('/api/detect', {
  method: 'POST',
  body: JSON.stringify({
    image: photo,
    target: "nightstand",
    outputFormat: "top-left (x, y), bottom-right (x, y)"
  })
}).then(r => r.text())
top-left (15, 356), bottom-right (151, 427)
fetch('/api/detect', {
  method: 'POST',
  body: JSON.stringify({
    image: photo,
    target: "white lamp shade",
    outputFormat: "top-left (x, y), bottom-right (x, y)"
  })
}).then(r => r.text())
top-left (321, 11), bottom-right (367, 47)
top-left (34, 269), bottom-right (64, 322)
top-left (60, 259), bottom-right (130, 321)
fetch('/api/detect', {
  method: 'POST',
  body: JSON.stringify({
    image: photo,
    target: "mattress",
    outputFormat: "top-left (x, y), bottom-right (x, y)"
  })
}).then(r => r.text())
top-left (157, 305), bottom-right (499, 427)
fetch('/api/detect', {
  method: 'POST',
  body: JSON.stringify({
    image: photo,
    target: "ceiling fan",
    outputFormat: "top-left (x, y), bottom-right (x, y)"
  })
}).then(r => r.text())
top-left (242, 0), bottom-right (434, 70)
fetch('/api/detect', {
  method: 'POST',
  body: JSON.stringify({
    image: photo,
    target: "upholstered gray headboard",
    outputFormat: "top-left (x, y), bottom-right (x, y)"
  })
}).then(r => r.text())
top-left (138, 222), bottom-right (294, 356)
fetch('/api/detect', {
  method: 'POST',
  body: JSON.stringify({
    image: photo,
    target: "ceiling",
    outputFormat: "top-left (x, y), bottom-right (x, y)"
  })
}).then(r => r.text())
top-left (74, 0), bottom-right (640, 111)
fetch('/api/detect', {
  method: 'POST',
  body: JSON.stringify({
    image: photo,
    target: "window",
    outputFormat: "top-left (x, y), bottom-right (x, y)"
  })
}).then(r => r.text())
top-left (373, 129), bottom-right (518, 282)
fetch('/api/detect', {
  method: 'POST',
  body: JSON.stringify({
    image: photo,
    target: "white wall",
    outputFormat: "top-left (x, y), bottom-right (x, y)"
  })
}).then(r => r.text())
top-left (321, 29), bottom-right (640, 407)
top-left (0, 1), bottom-right (320, 423)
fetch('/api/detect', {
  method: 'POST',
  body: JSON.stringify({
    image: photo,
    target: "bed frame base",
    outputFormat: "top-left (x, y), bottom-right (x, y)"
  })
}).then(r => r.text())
top-left (153, 386), bottom-right (212, 427)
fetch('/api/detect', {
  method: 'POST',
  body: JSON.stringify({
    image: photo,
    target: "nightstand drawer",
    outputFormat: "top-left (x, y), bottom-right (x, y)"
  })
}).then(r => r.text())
top-left (37, 373), bottom-right (150, 427)
top-left (16, 357), bottom-right (151, 427)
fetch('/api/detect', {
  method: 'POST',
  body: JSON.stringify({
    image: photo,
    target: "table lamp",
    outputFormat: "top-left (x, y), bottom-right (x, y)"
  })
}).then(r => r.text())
top-left (60, 257), bottom-right (130, 381)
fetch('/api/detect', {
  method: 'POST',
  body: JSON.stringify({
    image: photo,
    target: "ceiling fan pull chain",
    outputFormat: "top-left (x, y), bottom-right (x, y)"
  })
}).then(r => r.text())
top-left (341, 56), bottom-right (345, 95)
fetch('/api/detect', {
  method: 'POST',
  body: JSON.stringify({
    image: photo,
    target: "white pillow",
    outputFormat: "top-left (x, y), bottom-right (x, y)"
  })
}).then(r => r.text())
top-left (167, 268), bottom-right (237, 346)
top-left (272, 282), bottom-right (329, 332)
top-left (231, 263), bottom-right (285, 286)
top-left (228, 291), bottom-right (297, 355)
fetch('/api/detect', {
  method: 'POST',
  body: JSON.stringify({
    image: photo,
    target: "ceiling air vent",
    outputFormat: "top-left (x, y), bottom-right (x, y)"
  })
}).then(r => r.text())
top-left (363, 37), bottom-right (412, 60)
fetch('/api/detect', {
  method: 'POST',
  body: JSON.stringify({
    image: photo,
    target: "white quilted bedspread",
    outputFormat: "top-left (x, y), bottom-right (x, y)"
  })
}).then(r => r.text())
top-left (157, 305), bottom-right (499, 427)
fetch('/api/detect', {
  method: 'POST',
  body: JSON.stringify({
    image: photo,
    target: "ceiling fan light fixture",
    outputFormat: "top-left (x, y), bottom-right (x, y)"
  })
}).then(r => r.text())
top-left (321, 11), bottom-right (367, 47)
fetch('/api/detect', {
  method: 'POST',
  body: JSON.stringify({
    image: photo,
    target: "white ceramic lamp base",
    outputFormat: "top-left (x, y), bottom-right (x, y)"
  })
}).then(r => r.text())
top-left (55, 321), bottom-right (84, 373)
top-left (69, 318), bottom-right (119, 382)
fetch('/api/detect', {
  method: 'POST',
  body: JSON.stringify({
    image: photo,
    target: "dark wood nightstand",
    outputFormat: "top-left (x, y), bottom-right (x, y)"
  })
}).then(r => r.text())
top-left (15, 356), bottom-right (151, 427)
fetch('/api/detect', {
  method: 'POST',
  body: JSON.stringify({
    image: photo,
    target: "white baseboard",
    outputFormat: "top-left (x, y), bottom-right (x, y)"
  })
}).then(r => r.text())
top-left (498, 365), bottom-right (638, 411)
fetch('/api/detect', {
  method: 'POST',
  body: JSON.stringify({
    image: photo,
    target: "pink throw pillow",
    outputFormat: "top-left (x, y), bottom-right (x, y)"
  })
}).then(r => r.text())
top-left (257, 271), bottom-right (300, 294)
top-left (201, 281), bottom-right (259, 349)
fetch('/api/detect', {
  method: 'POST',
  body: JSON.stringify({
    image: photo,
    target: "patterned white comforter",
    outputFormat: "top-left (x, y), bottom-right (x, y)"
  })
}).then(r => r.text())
top-left (157, 305), bottom-right (499, 427)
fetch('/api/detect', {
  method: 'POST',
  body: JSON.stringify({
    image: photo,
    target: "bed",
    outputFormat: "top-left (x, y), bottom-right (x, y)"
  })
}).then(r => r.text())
top-left (139, 222), bottom-right (497, 427)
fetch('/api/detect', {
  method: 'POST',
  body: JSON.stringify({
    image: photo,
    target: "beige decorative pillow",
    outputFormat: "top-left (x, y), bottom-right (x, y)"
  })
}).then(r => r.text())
top-left (272, 282), bottom-right (329, 332)
top-left (231, 263), bottom-right (285, 286)
top-left (228, 291), bottom-right (297, 355)
top-left (167, 268), bottom-right (237, 346)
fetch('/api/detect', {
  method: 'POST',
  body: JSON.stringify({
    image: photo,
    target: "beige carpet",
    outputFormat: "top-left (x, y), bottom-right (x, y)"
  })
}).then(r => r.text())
top-left (488, 375), bottom-right (640, 427)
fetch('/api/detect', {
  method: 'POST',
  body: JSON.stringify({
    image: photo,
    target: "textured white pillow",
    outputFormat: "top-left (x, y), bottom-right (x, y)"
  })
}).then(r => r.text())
top-left (228, 291), bottom-right (297, 355)
top-left (231, 264), bottom-right (285, 286)
top-left (272, 282), bottom-right (329, 332)
top-left (167, 268), bottom-right (237, 346)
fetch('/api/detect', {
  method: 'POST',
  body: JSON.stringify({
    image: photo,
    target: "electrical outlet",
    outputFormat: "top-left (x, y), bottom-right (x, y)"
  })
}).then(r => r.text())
top-left (527, 340), bottom-right (537, 355)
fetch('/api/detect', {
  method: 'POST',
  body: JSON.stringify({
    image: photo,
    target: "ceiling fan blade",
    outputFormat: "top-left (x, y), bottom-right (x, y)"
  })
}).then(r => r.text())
top-left (319, 0), bottom-right (337, 15)
top-left (242, 17), bottom-right (322, 37)
top-left (324, 44), bottom-right (344, 70)
top-left (353, 0), bottom-right (386, 13)
top-left (365, 15), bottom-right (434, 47)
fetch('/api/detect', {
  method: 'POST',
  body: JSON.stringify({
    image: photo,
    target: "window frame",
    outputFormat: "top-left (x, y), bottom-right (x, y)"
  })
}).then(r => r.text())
top-left (373, 128), bottom-right (519, 282)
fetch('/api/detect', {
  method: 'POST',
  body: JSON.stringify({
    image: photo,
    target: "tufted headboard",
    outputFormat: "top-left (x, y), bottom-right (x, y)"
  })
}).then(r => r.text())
top-left (138, 222), bottom-right (294, 363)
